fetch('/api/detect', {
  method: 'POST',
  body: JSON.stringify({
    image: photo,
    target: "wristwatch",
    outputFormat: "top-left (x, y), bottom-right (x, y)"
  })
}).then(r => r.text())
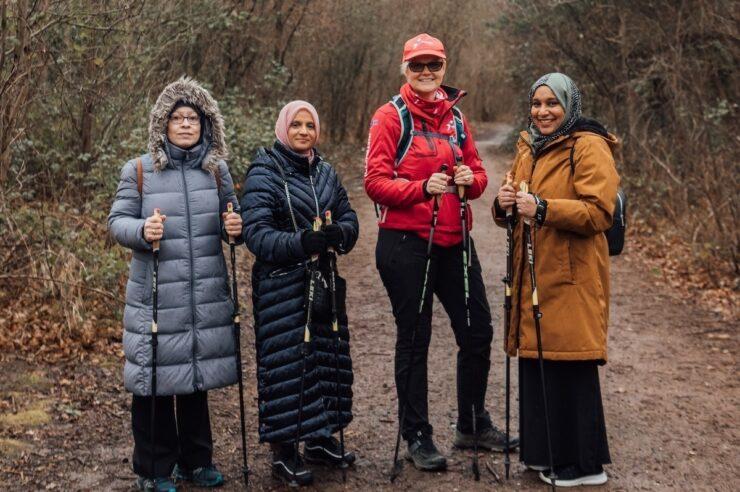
top-left (534, 194), bottom-right (548, 226)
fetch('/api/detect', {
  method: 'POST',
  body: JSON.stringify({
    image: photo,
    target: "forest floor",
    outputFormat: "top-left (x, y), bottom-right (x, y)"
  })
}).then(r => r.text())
top-left (0, 125), bottom-right (737, 491)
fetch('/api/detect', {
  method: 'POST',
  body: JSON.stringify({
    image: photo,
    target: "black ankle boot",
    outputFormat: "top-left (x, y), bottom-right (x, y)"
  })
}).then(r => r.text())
top-left (271, 443), bottom-right (313, 487)
top-left (304, 436), bottom-right (356, 467)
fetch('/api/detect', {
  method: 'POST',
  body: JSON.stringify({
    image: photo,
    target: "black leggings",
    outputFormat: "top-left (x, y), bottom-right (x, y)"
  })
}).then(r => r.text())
top-left (376, 228), bottom-right (494, 439)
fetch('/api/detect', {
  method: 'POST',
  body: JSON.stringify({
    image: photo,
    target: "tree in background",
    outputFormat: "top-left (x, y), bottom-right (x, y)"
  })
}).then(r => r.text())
top-left (490, 0), bottom-right (738, 282)
top-left (0, 0), bottom-right (736, 358)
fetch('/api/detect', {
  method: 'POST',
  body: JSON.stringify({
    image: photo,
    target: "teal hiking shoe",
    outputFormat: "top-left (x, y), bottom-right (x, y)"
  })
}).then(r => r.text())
top-left (136, 476), bottom-right (177, 492)
top-left (173, 464), bottom-right (225, 487)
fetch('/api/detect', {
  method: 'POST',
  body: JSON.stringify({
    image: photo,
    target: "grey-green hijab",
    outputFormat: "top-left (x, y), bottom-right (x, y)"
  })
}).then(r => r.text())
top-left (527, 72), bottom-right (582, 156)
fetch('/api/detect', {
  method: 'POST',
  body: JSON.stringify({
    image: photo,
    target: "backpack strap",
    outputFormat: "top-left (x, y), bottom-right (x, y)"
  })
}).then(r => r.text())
top-left (451, 106), bottom-right (467, 148)
top-left (568, 138), bottom-right (577, 175)
top-left (390, 95), bottom-right (414, 167)
top-left (136, 157), bottom-right (143, 196)
top-left (391, 95), bottom-right (468, 165)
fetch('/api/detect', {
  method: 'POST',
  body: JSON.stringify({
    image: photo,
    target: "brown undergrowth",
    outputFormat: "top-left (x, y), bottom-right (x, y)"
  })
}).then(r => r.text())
top-left (629, 217), bottom-right (738, 322)
top-left (0, 196), bottom-right (126, 363)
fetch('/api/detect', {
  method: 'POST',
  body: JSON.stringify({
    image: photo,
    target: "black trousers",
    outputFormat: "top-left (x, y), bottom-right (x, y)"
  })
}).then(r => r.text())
top-left (376, 228), bottom-right (494, 440)
top-left (519, 359), bottom-right (611, 473)
top-left (131, 391), bottom-right (213, 479)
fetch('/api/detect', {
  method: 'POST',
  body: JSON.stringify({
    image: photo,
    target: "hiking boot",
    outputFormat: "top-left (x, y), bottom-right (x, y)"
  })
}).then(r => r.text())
top-left (405, 431), bottom-right (447, 471)
top-left (173, 464), bottom-right (224, 487)
top-left (304, 436), bottom-right (356, 467)
top-left (136, 476), bottom-right (177, 492)
top-left (272, 444), bottom-right (313, 487)
top-left (539, 465), bottom-right (608, 487)
top-left (454, 425), bottom-right (520, 452)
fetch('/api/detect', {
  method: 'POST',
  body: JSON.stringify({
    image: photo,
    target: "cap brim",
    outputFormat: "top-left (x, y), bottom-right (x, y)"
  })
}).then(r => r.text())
top-left (403, 50), bottom-right (446, 62)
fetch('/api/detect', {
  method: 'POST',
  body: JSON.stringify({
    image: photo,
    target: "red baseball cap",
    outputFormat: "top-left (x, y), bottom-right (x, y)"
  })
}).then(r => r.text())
top-left (402, 33), bottom-right (446, 62)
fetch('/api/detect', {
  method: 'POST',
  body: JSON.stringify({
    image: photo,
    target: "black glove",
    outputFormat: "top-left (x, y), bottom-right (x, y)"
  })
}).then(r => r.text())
top-left (324, 223), bottom-right (343, 250)
top-left (301, 230), bottom-right (326, 256)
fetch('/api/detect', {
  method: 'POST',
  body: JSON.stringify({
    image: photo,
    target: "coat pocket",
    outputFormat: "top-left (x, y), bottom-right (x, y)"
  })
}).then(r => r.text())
top-left (564, 236), bottom-right (576, 284)
top-left (548, 230), bottom-right (576, 286)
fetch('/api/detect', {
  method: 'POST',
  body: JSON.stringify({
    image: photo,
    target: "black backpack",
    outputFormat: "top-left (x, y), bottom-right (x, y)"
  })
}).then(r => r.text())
top-left (568, 142), bottom-right (626, 256)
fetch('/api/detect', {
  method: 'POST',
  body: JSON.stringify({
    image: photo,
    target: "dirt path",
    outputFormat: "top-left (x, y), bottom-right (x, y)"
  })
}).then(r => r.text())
top-left (1, 126), bottom-right (737, 491)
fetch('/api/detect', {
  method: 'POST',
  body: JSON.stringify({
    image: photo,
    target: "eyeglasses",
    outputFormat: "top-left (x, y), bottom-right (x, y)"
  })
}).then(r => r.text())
top-left (169, 114), bottom-right (201, 126)
top-left (408, 60), bottom-right (444, 73)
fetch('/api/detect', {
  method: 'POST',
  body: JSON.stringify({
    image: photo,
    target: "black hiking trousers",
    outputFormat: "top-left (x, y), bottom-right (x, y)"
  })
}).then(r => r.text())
top-left (131, 390), bottom-right (213, 479)
top-left (376, 228), bottom-right (494, 441)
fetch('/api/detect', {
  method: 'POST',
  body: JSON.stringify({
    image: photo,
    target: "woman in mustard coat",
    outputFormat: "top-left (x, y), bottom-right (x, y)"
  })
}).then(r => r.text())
top-left (493, 72), bottom-right (619, 487)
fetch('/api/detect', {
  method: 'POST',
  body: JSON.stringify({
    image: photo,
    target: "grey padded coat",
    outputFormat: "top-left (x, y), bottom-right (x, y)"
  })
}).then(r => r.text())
top-left (108, 77), bottom-right (241, 396)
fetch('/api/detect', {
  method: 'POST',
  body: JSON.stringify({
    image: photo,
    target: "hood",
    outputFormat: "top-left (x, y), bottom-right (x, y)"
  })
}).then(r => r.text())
top-left (148, 76), bottom-right (228, 172)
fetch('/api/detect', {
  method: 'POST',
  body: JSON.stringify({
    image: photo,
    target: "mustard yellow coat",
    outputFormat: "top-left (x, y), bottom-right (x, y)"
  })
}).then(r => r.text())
top-left (495, 130), bottom-right (620, 362)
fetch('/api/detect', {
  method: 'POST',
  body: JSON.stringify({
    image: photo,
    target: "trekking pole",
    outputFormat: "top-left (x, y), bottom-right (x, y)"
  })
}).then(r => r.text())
top-left (226, 202), bottom-right (250, 487)
top-left (471, 404), bottom-right (480, 481)
top-left (389, 164), bottom-right (448, 483)
top-left (502, 172), bottom-right (515, 480)
top-left (292, 216), bottom-right (322, 486)
top-left (456, 178), bottom-right (479, 481)
top-left (520, 182), bottom-right (556, 491)
top-left (325, 210), bottom-right (348, 482)
top-left (149, 208), bottom-right (161, 483)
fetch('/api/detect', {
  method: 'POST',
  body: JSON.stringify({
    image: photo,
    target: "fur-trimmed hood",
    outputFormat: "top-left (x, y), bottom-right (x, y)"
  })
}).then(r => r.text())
top-left (148, 76), bottom-right (228, 172)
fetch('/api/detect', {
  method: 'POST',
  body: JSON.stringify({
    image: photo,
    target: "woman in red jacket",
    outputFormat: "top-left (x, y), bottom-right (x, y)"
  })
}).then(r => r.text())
top-left (365, 33), bottom-right (518, 471)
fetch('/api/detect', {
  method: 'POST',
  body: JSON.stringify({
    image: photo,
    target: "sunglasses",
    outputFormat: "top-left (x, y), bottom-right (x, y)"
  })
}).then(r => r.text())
top-left (408, 60), bottom-right (444, 73)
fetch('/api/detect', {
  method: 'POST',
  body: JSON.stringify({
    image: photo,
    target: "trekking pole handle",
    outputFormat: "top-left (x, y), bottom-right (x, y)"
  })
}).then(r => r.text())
top-left (519, 182), bottom-right (532, 225)
top-left (226, 202), bottom-right (235, 245)
top-left (457, 184), bottom-right (466, 200)
top-left (310, 216), bottom-right (322, 262)
top-left (152, 208), bottom-right (161, 252)
top-left (435, 164), bottom-right (449, 208)
top-left (505, 172), bottom-right (515, 219)
top-left (325, 210), bottom-right (334, 253)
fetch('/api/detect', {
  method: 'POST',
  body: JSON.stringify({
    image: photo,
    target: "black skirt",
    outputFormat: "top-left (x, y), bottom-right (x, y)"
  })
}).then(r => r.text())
top-left (519, 358), bottom-right (611, 473)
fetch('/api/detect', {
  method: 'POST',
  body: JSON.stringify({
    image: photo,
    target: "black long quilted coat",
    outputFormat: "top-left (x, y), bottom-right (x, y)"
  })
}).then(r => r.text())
top-left (241, 141), bottom-right (359, 443)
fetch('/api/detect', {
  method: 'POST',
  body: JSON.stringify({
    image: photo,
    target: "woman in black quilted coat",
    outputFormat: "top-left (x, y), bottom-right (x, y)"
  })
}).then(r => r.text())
top-left (240, 101), bottom-right (359, 486)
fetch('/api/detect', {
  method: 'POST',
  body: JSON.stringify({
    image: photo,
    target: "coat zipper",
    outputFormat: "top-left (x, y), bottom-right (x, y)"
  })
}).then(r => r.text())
top-left (180, 163), bottom-right (199, 392)
top-left (308, 165), bottom-right (321, 218)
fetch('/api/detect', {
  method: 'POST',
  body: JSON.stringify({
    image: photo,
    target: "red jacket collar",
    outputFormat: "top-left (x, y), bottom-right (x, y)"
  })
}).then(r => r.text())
top-left (400, 83), bottom-right (466, 124)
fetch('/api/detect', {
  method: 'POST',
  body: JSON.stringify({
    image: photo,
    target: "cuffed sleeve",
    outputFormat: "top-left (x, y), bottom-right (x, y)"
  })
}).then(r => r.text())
top-left (330, 173), bottom-right (359, 255)
top-left (216, 161), bottom-right (244, 245)
top-left (108, 160), bottom-right (153, 252)
top-left (543, 136), bottom-right (619, 236)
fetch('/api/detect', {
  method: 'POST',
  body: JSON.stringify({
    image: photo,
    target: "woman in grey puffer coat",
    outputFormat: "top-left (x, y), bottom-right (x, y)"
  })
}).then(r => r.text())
top-left (108, 77), bottom-right (242, 491)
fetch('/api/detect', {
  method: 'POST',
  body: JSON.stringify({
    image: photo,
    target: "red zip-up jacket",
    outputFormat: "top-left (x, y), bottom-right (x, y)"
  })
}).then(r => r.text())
top-left (364, 83), bottom-right (487, 247)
